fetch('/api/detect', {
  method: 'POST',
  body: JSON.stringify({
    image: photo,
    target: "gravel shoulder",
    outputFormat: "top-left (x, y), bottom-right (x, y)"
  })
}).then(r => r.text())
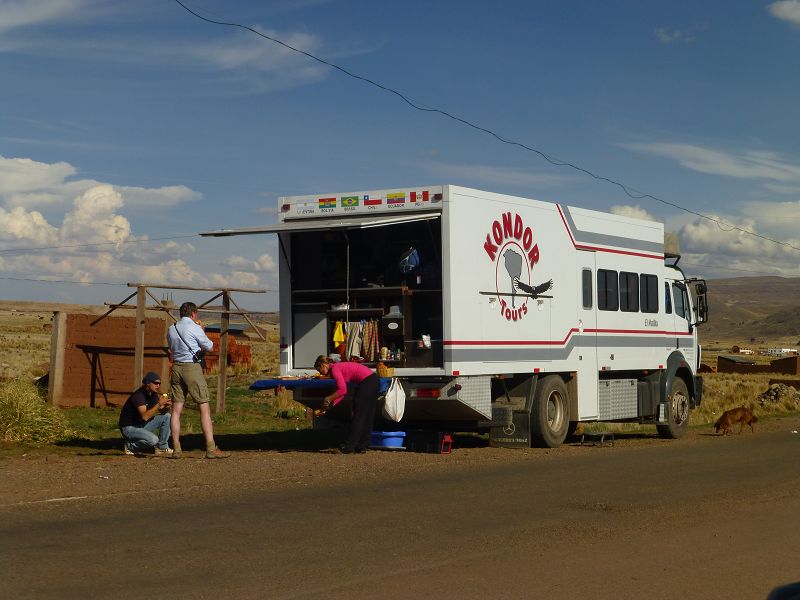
top-left (3, 412), bottom-right (799, 508)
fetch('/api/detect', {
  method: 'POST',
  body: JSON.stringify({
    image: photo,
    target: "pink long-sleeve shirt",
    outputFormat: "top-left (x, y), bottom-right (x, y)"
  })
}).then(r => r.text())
top-left (329, 362), bottom-right (374, 406)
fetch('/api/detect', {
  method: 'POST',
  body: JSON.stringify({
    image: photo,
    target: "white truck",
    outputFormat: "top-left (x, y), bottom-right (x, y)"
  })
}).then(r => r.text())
top-left (201, 185), bottom-right (708, 448)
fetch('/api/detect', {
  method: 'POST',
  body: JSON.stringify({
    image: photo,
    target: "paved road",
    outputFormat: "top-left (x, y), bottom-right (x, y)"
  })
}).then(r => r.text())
top-left (3, 428), bottom-right (800, 599)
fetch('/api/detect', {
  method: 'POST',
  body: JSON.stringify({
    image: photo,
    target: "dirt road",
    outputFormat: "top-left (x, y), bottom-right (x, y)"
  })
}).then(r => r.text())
top-left (2, 416), bottom-right (800, 599)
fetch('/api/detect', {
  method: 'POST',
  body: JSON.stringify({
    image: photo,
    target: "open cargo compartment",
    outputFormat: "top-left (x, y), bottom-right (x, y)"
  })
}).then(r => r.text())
top-left (284, 214), bottom-right (445, 372)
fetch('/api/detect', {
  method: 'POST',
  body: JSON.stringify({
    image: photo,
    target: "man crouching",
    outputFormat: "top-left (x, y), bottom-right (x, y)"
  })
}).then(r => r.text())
top-left (119, 372), bottom-right (173, 456)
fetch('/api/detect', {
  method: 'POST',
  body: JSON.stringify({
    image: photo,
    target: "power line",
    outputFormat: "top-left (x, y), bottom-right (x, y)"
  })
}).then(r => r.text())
top-left (0, 276), bottom-right (126, 286)
top-left (0, 275), bottom-right (278, 291)
top-left (171, 0), bottom-right (800, 254)
top-left (0, 234), bottom-right (199, 255)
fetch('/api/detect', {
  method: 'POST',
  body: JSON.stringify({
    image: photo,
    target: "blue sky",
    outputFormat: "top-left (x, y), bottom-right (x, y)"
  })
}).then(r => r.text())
top-left (1, 0), bottom-right (799, 311)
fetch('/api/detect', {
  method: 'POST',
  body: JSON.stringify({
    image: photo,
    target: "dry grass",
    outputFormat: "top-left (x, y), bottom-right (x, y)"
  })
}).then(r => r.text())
top-left (0, 309), bottom-right (52, 380)
top-left (0, 379), bottom-right (74, 444)
top-left (583, 371), bottom-right (797, 435)
top-left (697, 372), bottom-right (799, 424)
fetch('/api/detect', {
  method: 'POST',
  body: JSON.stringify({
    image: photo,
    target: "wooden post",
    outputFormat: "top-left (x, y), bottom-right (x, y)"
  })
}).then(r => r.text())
top-left (48, 311), bottom-right (66, 406)
top-left (134, 285), bottom-right (146, 389)
top-left (216, 291), bottom-right (230, 414)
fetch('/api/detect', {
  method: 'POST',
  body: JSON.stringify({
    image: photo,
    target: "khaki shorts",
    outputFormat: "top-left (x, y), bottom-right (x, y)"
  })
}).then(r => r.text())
top-left (170, 362), bottom-right (210, 405)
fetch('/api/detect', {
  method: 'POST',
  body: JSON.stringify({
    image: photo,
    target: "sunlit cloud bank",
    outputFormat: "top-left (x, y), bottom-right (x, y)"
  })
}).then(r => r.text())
top-left (676, 214), bottom-right (800, 278)
top-left (0, 155), bottom-right (269, 288)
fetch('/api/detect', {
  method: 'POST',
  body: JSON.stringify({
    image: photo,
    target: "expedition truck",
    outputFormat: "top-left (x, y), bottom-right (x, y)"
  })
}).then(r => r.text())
top-left (201, 185), bottom-right (708, 448)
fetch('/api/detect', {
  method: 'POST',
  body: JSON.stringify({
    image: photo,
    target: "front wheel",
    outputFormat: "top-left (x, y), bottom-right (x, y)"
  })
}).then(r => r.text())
top-left (657, 377), bottom-right (690, 439)
top-left (530, 376), bottom-right (570, 448)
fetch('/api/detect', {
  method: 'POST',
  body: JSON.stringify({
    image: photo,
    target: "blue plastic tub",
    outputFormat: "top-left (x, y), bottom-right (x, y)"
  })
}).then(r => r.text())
top-left (370, 431), bottom-right (406, 448)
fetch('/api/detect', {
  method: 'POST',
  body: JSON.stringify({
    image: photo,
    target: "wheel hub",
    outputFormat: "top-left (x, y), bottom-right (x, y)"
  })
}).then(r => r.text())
top-left (671, 391), bottom-right (689, 425)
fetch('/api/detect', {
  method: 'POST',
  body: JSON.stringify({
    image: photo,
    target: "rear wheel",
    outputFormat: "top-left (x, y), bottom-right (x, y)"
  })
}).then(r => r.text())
top-left (657, 377), bottom-right (690, 439)
top-left (530, 376), bottom-right (570, 448)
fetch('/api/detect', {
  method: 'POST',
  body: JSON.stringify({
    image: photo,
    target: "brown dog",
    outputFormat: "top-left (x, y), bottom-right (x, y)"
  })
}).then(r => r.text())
top-left (714, 407), bottom-right (758, 435)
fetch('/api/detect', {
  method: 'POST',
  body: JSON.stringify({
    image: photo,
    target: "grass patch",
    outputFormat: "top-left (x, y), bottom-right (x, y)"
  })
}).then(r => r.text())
top-left (15, 375), bottom-right (317, 456)
top-left (0, 379), bottom-right (74, 444)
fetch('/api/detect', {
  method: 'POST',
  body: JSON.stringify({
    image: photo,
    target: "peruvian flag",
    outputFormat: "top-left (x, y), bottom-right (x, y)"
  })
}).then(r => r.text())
top-left (410, 191), bottom-right (430, 203)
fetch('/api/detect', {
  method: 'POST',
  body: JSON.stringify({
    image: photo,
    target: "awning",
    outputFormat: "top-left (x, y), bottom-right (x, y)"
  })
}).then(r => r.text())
top-left (199, 211), bottom-right (440, 237)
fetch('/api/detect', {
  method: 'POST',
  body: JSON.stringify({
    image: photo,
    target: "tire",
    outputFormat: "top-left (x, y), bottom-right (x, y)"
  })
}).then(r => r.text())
top-left (530, 376), bottom-right (570, 448)
top-left (566, 421), bottom-right (579, 441)
top-left (657, 377), bottom-right (690, 439)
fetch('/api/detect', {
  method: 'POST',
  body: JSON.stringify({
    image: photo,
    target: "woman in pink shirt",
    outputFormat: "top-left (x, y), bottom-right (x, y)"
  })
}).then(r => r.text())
top-left (315, 355), bottom-right (379, 454)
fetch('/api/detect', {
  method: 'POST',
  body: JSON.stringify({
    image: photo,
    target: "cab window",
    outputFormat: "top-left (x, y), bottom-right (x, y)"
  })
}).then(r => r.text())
top-left (664, 282), bottom-right (672, 315)
top-left (672, 283), bottom-right (687, 319)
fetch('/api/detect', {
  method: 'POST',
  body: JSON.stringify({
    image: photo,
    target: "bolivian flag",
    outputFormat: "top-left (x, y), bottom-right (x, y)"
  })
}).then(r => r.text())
top-left (318, 197), bottom-right (336, 208)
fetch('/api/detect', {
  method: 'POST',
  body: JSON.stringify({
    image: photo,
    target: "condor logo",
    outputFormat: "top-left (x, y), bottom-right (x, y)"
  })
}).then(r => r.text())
top-left (481, 212), bottom-right (553, 322)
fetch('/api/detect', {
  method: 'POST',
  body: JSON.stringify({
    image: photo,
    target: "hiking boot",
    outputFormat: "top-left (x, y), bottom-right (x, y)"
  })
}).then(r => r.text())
top-left (205, 447), bottom-right (229, 459)
top-left (154, 447), bottom-right (174, 457)
top-left (171, 448), bottom-right (182, 459)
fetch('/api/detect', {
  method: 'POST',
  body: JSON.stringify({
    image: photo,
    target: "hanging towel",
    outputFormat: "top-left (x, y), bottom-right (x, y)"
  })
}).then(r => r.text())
top-left (361, 319), bottom-right (380, 362)
top-left (333, 320), bottom-right (345, 344)
top-left (345, 321), bottom-right (363, 360)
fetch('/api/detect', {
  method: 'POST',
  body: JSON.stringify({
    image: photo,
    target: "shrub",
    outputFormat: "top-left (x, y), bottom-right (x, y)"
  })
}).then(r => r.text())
top-left (0, 379), bottom-right (74, 444)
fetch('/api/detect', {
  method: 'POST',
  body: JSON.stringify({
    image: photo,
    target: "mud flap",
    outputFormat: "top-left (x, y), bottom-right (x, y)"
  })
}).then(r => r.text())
top-left (489, 410), bottom-right (531, 448)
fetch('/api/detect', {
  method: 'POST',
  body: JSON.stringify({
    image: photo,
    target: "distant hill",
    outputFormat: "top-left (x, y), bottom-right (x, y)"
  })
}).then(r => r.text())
top-left (703, 276), bottom-right (800, 344)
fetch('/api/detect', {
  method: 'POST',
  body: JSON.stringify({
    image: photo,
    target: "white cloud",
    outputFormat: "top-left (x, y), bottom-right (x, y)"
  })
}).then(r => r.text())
top-left (739, 199), bottom-right (800, 240)
top-left (654, 28), bottom-right (696, 43)
top-left (223, 253), bottom-right (276, 273)
top-left (60, 185), bottom-right (130, 245)
top-left (424, 161), bottom-right (573, 189)
top-left (609, 204), bottom-right (659, 222)
top-left (117, 185), bottom-right (201, 208)
top-left (0, 157), bottom-right (254, 289)
top-left (0, 0), bottom-right (89, 33)
top-left (769, 1), bottom-right (800, 26)
top-left (622, 142), bottom-right (800, 183)
top-left (208, 271), bottom-right (263, 289)
top-left (0, 155), bottom-right (201, 210)
top-left (678, 214), bottom-right (800, 260)
top-left (0, 205), bottom-right (58, 244)
top-left (171, 29), bottom-right (330, 93)
top-left (0, 156), bottom-right (75, 195)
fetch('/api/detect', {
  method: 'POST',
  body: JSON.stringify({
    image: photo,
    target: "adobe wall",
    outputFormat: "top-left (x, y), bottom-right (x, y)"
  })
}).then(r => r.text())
top-left (52, 312), bottom-right (170, 408)
top-left (717, 356), bottom-right (800, 376)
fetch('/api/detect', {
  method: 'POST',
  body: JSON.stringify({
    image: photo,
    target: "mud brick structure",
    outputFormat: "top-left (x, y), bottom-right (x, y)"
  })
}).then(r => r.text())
top-left (717, 355), bottom-right (800, 376)
top-left (48, 312), bottom-right (169, 408)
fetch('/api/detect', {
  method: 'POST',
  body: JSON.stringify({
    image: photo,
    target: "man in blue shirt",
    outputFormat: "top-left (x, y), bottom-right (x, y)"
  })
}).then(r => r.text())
top-left (167, 301), bottom-right (228, 459)
top-left (119, 372), bottom-right (173, 456)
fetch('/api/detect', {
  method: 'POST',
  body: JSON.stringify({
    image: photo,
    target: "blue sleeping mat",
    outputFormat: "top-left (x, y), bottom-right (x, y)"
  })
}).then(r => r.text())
top-left (250, 378), bottom-right (392, 393)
